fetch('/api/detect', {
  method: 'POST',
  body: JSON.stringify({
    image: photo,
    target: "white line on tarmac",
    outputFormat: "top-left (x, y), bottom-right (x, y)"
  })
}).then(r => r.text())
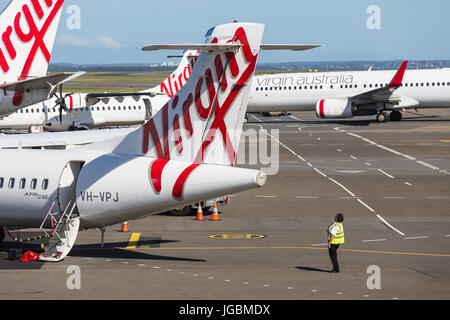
top-left (403, 236), bottom-right (429, 240)
top-left (362, 239), bottom-right (387, 242)
top-left (378, 169), bottom-right (395, 179)
top-left (357, 199), bottom-right (376, 212)
top-left (365, 162), bottom-right (372, 166)
top-left (296, 196), bottom-right (319, 199)
top-left (427, 196), bottom-right (449, 199)
top-left (313, 167), bottom-right (328, 178)
top-left (376, 214), bottom-right (405, 236)
top-left (404, 182), bottom-right (412, 186)
top-left (255, 195), bottom-right (277, 198)
top-left (328, 178), bottom-right (356, 197)
top-left (350, 155), bottom-right (358, 160)
top-left (311, 243), bottom-right (328, 246)
top-left (383, 197), bottom-right (405, 199)
top-left (336, 127), bottom-right (450, 175)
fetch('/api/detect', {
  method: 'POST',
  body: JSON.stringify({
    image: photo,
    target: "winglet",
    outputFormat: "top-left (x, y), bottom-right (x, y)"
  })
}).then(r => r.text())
top-left (389, 60), bottom-right (408, 88)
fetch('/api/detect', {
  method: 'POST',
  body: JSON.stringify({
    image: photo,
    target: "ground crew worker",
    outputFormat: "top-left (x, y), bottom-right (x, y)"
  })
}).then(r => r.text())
top-left (327, 213), bottom-right (344, 273)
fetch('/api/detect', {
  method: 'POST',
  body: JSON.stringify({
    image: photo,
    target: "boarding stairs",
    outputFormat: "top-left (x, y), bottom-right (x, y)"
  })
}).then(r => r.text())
top-left (39, 199), bottom-right (80, 262)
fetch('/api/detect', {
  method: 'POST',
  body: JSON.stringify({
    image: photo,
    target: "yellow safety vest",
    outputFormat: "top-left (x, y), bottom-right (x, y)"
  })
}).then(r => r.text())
top-left (328, 222), bottom-right (344, 244)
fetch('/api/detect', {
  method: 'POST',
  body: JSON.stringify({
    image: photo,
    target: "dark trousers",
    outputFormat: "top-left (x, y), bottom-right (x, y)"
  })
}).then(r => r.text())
top-left (328, 244), bottom-right (340, 271)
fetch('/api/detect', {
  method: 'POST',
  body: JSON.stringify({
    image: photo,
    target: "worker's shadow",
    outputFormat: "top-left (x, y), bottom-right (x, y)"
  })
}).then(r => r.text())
top-left (295, 266), bottom-right (331, 273)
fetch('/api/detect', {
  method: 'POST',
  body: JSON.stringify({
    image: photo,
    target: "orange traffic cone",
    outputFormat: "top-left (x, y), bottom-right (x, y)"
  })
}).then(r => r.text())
top-left (211, 202), bottom-right (220, 221)
top-left (121, 221), bottom-right (129, 232)
top-left (196, 203), bottom-right (204, 221)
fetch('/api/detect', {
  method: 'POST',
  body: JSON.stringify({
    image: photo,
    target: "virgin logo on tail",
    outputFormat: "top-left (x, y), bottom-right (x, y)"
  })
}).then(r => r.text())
top-left (143, 27), bottom-right (259, 199)
top-left (1, 0), bottom-right (64, 78)
top-left (159, 51), bottom-right (200, 98)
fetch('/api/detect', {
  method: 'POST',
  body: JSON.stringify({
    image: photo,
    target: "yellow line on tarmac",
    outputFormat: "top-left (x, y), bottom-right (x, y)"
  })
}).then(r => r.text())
top-left (123, 245), bottom-right (450, 257)
top-left (126, 233), bottom-right (141, 249)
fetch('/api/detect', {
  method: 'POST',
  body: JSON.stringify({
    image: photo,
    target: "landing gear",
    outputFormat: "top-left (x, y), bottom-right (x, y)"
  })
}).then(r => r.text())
top-left (390, 110), bottom-right (403, 121)
top-left (376, 112), bottom-right (389, 123)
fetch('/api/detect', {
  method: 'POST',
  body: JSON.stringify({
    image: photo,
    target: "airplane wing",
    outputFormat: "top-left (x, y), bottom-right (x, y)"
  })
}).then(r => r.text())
top-left (142, 44), bottom-right (242, 52)
top-left (260, 44), bottom-right (322, 51)
top-left (143, 43), bottom-right (322, 52)
top-left (86, 92), bottom-right (164, 99)
top-left (350, 61), bottom-right (408, 105)
top-left (0, 72), bottom-right (86, 91)
top-left (0, 128), bottom-right (136, 149)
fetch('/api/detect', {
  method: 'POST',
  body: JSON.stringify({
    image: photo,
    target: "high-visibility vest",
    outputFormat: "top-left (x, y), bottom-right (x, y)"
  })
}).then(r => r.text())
top-left (328, 222), bottom-right (344, 244)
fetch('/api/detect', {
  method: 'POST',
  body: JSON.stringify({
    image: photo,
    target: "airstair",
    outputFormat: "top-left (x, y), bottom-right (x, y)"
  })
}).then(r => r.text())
top-left (39, 199), bottom-right (80, 262)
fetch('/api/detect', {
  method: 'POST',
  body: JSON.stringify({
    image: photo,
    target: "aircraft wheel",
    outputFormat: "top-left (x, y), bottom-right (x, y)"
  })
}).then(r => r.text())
top-left (0, 226), bottom-right (5, 242)
top-left (390, 111), bottom-right (402, 121)
top-left (376, 112), bottom-right (388, 123)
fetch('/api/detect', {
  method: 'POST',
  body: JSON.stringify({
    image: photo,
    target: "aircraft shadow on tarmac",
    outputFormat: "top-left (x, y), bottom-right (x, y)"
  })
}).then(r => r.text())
top-left (1, 240), bottom-right (206, 263)
top-left (66, 238), bottom-right (207, 262)
top-left (295, 266), bottom-right (332, 273)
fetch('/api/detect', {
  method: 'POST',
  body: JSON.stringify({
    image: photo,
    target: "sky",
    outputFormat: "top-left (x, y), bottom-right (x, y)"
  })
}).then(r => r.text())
top-left (5, 0), bottom-right (450, 64)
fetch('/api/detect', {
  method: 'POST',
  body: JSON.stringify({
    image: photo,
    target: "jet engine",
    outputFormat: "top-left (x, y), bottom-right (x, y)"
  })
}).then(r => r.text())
top-left (315, 98), bottom-right (356, 119)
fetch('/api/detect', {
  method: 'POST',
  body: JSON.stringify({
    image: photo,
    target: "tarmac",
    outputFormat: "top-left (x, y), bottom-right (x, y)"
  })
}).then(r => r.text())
top-left (1, 108), bottom-right (449, 300)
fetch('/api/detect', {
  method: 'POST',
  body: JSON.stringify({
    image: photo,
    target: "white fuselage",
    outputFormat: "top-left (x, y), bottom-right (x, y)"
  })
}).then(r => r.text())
top-left (248, 68), bottom-right (450, 112)
top-left (0, 93), bottom-right (149, 131)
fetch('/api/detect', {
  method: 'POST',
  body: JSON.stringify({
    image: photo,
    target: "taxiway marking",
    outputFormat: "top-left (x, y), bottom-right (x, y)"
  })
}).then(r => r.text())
top-left (126, 233), bottom-right (141, 249)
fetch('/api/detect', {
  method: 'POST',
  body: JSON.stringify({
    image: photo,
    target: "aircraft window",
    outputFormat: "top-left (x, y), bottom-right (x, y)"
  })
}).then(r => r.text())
top-left (426, 83), bottom-right (429, 86)
top-left (354, 85), bottom-right (357, 88)
top-left (265, 87), bottom-right (268, 91)
top-left (310, 86), bottom-right (313, 89)
top-left (283, 87), bottom-right (286, 90)
top-left (129, 106), bottom-right (132, 110)
top-left (133, 106), bottom-right (136, 110)
top-left (113, 106), bottom-right (116, 110)
top-left (299, 86), bottom-right (302, 90)
top-left (25, 109), bottom-right (29, 113)
top-left (118, 106), bottom-right (121, 110)
top-left (102, 107), bottom-right (105, 111)
top-left (20, 110), bottom-right (23, 113)
top-left (0, 177), bottom-right (3, 188)
top-left (447, 82), bottom-right (450, 86)
top-left (289, 86), bottom-right (292, 90)
top-left (320, 85), bottom-right (323, 89)
top-left (9, 178), bottom-right (15, 189)
top-left (269, 87), bottom-right (272, 91)
top-left (314, 86), bottom-right (318, 89)
top-left (19, 178), bottom-right (26, 190)
top-left (138, 106), bottom-right (142, 110)
top-left (405, 83), bottom-right (408, 87)
top-left (437, 82), bottom-right (440, 86)
top-left (375, 84), bottom-right (378, 88)
top-left (340, 85), bottom-right (343, 89)
top-left (108, 106), bottom-right (111, 111)
top-left (294, 86), bottom-right (297, 90)
top-left (30, 179), bottom-right (37, 190)
top-left (96, 107), bottom-right (100, 111)
top-left (416, 83), bottom-right (419, 86)
top-left (42, 179), bottom-right (49, 190)
top-left (421, 83), bottom-right (424, 86)
top-left (432, 83), bottom-right (435, 86)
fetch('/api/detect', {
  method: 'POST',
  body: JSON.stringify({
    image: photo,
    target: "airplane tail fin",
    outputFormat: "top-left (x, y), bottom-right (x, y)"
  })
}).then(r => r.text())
top-left (106, 22), bottom-right (264, 166)
top-left (142, 50), bottom-right (200, 114)
top-left (0, 0), bottom-right (64, 82)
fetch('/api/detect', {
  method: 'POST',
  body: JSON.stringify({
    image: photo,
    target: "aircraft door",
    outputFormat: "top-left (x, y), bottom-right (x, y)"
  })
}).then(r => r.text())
top-left (58, 161), bottom-right (84, 215)
top-left (143, 98), bottom-right (152, 120)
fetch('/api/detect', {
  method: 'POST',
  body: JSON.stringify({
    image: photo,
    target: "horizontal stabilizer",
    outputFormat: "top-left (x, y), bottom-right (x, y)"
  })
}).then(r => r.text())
top-left (0, 73), bottom-right (84, 91)
top-left (260, 44), bottom-right (322, 51)
top-left (142, 43), bottom-right (241, 52)
top-left (86, 92), bottom-right (164, 99)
